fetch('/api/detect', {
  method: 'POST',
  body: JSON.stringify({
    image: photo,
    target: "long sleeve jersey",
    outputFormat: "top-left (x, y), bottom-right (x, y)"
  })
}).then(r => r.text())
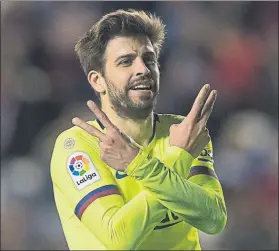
top-left (50, 113), bottom-right (227, 250)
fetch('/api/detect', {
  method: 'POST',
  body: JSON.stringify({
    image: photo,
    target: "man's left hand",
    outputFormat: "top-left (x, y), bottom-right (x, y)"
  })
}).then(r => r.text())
top-left (72, 100), bottom-right (139, 172)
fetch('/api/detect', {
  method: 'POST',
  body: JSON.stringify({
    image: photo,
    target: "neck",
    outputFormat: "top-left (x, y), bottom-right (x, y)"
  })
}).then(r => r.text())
top-left (101, 101), bottom-right (154, 146)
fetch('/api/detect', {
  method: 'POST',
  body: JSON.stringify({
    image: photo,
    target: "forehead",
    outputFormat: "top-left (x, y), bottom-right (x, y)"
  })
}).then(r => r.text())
top-left (105, 36), bottom-right (155, 60)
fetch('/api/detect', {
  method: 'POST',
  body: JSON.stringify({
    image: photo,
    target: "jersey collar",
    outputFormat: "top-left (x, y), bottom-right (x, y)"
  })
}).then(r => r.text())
top-left (149, 113), bottom-right (160, 143)
top-left (96, 113), bottom-right (160, 147)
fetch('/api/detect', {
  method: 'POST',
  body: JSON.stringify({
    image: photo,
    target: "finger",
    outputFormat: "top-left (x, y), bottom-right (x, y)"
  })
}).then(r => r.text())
top-left (188, 84), bottom-right (211, 121)
top-left (87, 100), bottom-right (115, 129)
top-left (200, 130), bottom-right (211, 147)
top-left (72, 117), bottom-right (106, 141)
top-left (199, 90), bottom-right (217, 126)
top-left (200, 90), bottom-right (217, 118)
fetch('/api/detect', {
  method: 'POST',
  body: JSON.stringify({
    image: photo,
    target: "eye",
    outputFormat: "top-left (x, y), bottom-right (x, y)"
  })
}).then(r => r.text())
top-left (119, 58), bottom-right (133, 66)
top-left (144, 57), bottom-right (157, 65)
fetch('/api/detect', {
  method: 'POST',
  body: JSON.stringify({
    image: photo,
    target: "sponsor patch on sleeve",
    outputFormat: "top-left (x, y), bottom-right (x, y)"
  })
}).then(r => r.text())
top-left (197, 148), bottom-right (214, 163)
top-left (67, 152), bottom-right (101, 190)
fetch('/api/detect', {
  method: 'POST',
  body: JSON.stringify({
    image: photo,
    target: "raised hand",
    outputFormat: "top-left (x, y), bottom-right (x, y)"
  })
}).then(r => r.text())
top-left (72, 101), bottom-right (139, 171)
top-left (169, 84), bottom-right (217, 159)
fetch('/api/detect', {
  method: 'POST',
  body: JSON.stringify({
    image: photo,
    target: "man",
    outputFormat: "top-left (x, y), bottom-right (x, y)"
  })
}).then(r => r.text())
top-left (50, 9), bottom-right (227, 250)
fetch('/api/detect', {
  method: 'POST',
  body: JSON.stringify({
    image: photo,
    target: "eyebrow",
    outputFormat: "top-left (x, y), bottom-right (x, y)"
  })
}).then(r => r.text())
top-left (115, 51), bottom-right (156, 63)
top-left (115, 53), bottom-right (136, 63)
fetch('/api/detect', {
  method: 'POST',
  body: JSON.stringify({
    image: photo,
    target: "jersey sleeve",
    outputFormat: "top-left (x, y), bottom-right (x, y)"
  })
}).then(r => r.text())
top-left (187, 140), bottom-right (223, 192)
top-left (164, 139), bottom-right (225, 198)
top-left (124, 142), bottom-right (227, 235)
top-left (50, 128), bottom-right (166, 250)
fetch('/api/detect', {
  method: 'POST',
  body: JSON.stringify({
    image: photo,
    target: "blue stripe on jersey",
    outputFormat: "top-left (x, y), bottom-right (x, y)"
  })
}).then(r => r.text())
top-left (74, 185), bottom-right (119, 216)
top-left (187, 166), bottom-right (218, 179)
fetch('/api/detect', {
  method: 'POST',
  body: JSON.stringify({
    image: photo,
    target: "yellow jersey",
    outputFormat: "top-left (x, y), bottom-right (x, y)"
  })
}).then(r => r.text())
top-left (50, 113), bottom-right (227, 250)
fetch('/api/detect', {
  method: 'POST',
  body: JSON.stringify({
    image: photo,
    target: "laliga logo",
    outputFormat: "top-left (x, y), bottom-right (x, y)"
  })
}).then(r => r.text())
top-left (76, 173), bottom-right (97, 186)
top-left (68, 154), bottom-right (97, 186)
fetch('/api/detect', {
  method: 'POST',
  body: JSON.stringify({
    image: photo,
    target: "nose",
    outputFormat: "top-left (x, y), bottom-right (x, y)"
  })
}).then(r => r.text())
top-left (134, 57), bottom-right (151, 77)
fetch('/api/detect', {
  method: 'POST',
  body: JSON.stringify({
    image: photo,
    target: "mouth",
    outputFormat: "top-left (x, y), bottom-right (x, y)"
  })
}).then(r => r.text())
top-left (129, 80), bottom-right (154, 91)
top-left (130, 86), bottom-right (152, 91)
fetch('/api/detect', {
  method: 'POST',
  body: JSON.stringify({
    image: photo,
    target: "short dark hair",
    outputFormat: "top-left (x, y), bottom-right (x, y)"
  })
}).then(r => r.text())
top-left (75, 9), bottom-right (166, 76)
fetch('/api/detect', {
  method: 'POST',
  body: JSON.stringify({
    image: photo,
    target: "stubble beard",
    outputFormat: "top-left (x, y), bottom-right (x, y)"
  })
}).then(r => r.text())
top-left (104, 77), bottom-right (158, 121)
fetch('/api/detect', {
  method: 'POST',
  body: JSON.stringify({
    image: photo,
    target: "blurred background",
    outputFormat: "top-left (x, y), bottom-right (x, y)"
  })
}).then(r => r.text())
top-left (1, 1), bottom-right (278, 250)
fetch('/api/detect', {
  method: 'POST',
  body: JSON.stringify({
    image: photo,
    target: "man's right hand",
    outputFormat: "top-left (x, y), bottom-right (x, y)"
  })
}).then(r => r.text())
top-left (169, 84), bottom-right (217, 159)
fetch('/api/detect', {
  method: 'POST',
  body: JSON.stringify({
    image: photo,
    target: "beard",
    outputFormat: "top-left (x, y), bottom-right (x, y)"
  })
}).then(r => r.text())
top-left (104, 75), bottom-right (159, 121)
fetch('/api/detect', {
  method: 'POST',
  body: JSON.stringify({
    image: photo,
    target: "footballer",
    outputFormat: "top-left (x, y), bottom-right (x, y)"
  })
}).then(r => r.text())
top-left (50, 9), bottom-right (227, 250)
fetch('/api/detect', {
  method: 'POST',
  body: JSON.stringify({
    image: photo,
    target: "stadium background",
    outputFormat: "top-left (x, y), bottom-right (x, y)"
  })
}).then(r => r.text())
top-left (1, 1), bottom-right (278, 250)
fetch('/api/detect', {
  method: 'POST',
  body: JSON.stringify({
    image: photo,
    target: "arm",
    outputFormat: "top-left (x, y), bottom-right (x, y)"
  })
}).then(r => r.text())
top-left (51, 130), bottom-right (166, 250)
top-left (164, 136), bottom-right (227, 227)
top-left (124, 140), bottom-right (227, 235)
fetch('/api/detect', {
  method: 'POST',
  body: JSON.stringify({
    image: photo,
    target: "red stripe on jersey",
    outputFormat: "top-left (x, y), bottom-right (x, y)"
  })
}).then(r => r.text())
top-left (75, 185), bottom-right (121, 219)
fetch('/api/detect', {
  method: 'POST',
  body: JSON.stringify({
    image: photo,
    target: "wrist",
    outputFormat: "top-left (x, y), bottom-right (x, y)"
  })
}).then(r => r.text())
top-left (120, 147), bottom-right (140, 171)
top-left (169, 145), bottom-right (194, 162)
top-left (124, 148), bottom-right (149, 175)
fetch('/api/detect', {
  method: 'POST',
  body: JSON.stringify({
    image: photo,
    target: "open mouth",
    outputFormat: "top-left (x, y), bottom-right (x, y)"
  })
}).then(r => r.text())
top-left (130, 80), bottom-right (154, 91)
top-left (130, 84), bottom-right (152, 91)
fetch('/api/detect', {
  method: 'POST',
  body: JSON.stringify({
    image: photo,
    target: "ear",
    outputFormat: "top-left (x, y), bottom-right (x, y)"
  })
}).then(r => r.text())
top-left (88, 70), bottom-right (106, 94)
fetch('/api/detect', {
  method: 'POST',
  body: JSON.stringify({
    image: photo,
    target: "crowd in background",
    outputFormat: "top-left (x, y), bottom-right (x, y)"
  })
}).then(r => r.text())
top-left (1, 2), bottom-right (278, 250)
